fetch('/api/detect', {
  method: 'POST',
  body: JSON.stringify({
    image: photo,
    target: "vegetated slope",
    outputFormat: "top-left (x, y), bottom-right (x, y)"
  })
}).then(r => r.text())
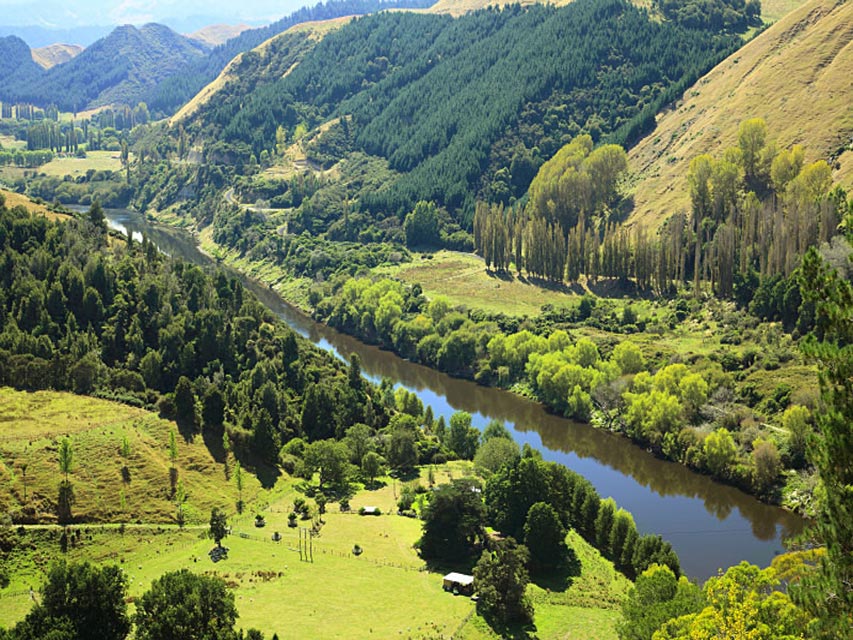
top-left (0, 388), bottom-right (255, 524)
top-left (0, 24), bottom-right (208, 111)
top-left (186, 24), bottom-right (252, 48)
top-left (627, 0), bottom-right (853, 230)
top-left (180, 0), bottom-right (739, 220)
top-left (0, 189), bottom-right (69, 221)
top-left (172, 18), bottom-right (349, 125)
top-left (147, 0), bottom-right (436, 117)
top-left (0, 36), bottom-right (44, 89)
top-left (31, 43), bottom-right (84, 69)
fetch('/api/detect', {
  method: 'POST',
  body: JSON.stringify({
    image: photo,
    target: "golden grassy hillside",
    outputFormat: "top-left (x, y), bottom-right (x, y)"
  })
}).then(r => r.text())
top-left (31, 43), bottom-right (83, 69)
top-left (0, 189), bottom-right (69, 221)
top-left (627, 0), bottom-right (853, 230)
top-left (427, 0), bottom-right (575, 16)
top-left (187, 23), bottom-right (252, 48)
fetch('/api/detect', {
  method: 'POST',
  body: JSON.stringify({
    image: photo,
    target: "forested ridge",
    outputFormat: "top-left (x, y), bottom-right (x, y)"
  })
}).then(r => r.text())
top-left (0, 25), bottom-right (208, 112)
top-left (148, 0), bottom-right (436, 116)
top-left (0, 0), bottom-right (434, 117)
top-left (176, 0), bottom-right (740, 221)
top-left (0, 36), bottom-right (43, 90)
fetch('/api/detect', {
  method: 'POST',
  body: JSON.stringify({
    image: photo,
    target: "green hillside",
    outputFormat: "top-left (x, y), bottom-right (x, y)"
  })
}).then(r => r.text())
top-left (0, 36), bottom-right (43, 89)
top-left (165, 0), bottom-right (740, 224)
top-left (0, 389), bottom-right (259, 525)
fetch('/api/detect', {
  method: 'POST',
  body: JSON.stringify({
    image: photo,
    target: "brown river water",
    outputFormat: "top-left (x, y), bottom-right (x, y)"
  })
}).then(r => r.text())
top-left (101, 208), bottom-right (806, 581)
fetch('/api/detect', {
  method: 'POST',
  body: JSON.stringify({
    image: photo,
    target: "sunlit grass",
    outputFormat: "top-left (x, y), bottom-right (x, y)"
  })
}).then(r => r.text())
top-left (0, 396), bottom-right (628, 639)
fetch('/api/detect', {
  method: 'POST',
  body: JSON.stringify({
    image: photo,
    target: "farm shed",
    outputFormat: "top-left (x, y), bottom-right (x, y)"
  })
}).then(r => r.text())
top-left (442, 572), bottom-right (474, 595)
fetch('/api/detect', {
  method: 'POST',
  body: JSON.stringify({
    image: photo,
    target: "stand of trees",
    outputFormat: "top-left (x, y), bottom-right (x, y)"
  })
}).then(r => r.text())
top-left (0, 198), bottom-right (392, 475)
top-left (0, 560), bottom-right (271, 640)
top-left (473, 122), bottom-right (848, 327)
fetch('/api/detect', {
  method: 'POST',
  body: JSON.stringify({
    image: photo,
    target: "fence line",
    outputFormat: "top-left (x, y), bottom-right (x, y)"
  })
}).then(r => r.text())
top-left (451, 606), bottom-right (477, 639)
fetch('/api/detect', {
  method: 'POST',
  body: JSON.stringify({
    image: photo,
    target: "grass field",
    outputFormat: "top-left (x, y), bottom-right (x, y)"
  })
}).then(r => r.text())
top-left (36, 151), bottom-right (125, 178)
top-left (0, 150), bottom-right (126, 183)
top-left (0, 389), bottom-right (628, 639)
top-left (376, 251), bottom-right (584, 316)
top-left (0, 134), bottom-right (26, 150)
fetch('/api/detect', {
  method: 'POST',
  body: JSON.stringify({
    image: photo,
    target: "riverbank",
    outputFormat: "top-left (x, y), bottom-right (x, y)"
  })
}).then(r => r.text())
top-left (120, 207), bottom-right (804, 579)
top-left (179, 214), bottom-right (815, 518)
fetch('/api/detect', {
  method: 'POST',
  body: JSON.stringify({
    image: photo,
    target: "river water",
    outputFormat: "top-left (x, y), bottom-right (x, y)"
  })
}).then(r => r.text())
top-left (99, 207), bottom-right (805, 580)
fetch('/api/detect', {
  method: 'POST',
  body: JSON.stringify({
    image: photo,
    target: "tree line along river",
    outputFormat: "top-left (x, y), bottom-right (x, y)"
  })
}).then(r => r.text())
top-left (98, 207), bottom-right (805, 581)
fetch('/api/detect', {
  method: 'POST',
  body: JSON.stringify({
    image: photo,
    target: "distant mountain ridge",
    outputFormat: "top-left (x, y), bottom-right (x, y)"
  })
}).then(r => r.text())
top-left (0, 23), bottom-right (208, 112)
top-left (0, 24), bottom-right (110, 48)
top-left (0, 0), bottom-right (436, 117)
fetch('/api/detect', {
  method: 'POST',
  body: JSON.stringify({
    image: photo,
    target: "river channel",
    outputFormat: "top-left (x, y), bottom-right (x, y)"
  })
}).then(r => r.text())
top-left (99, 207), bottom-right (805, 580)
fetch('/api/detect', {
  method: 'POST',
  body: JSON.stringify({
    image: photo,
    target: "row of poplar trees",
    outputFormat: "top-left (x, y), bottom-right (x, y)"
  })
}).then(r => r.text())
top-left (473, 120), bottom-right (845, 298)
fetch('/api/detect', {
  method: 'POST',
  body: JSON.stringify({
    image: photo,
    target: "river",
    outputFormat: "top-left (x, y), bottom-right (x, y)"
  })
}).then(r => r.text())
top-left (99, 207), bottom-right (805, 581)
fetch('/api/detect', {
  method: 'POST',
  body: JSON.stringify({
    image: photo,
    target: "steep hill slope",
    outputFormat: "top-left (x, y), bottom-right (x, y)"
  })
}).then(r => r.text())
top-left (31, 43), bottom-right (84, 69)
top-left (172, 17), bottom-right (349, 124)
top-left (172, 0), bottom-right (739, 222)
top-left (147, 0), bottom-right (436, 117)
top-left (0, 388), bottom-right (256, 524)
top-left (626, 0), bottom-right (853, 229)
top-left (0, 35), bottom-right (44, 89)
top-left (1, 24), bottom-right (207, 111)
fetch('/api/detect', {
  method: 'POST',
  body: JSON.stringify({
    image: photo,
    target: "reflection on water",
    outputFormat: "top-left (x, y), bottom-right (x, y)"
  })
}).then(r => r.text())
top-left (100, 207), bottom-right (805, 580)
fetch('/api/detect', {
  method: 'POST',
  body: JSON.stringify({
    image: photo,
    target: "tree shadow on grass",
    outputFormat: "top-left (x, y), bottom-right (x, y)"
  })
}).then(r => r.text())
top-left (390, 468), bottom-right (421, 482)
top-left (57, 480), bottom-right (75, 524)
top-left (252, 461), bottom-right (281, 489)
top-left (484, 269), bottom-right (515, 282)
top-left (201, 424), bottom-right (227, 464)
top-left (486, 269), bottom-right (586, 296)
top-left (363, 479), bottom-right (388, 491)
top-left (422, 558), bottom-right (478, 576)
top-left (530, 547), bottom-right (582, 591)
top-left (232, 449), bottom-right (281, 490)
top-left (175, 415), bottom-right (198, 443)
top-left (479, 610), bottom-right (538, 640)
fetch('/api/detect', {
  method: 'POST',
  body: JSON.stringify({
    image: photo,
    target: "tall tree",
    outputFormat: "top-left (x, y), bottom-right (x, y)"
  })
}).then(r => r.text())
top-left (473, 538), bottom-right (533, 625)
top-left (418, 479), bottom-right (485, 562)
top-left (793, 246), bottom-right (853, 637)
top-left (523, 501), bottom-right (568, 574)
top-left (134, 570), bottom-right (238, 640)
top-left (58, 438), bottom-right (73, 482)
top-left (209, 508), bottom-right (228, 548)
